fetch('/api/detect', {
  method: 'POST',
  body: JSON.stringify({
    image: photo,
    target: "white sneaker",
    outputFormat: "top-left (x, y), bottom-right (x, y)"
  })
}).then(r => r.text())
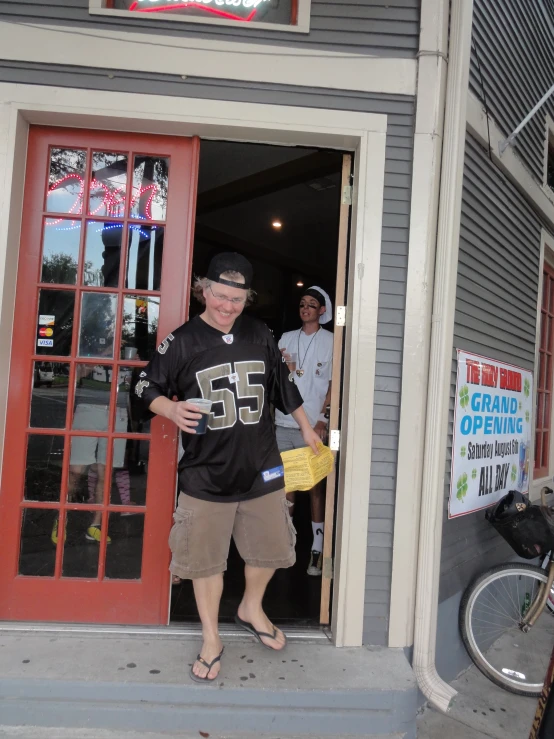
top-left (307, 550), bottom-right (323, 576)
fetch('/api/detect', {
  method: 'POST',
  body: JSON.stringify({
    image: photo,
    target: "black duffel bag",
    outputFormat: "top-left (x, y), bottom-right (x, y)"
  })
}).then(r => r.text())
top-left (486, 490), bottom-right (554, 560)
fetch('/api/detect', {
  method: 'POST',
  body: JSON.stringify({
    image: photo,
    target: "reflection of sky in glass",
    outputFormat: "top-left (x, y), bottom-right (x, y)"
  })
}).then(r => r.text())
top-left (41, 220), bottom-right (81, 284)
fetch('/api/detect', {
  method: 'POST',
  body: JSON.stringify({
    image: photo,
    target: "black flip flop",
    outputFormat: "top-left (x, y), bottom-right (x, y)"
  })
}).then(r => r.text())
top-left (189, 647), bottom-right (224, 683)
top-left (234, 614), bottom-right (287, 651)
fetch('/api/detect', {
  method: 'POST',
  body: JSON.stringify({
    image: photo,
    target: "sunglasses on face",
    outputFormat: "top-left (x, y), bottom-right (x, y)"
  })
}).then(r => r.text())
top-left (299, 301), bottom-right (320, 310)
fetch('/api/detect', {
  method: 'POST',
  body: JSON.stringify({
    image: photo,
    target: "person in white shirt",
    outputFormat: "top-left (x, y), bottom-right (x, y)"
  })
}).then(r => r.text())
top-left (275, 286), bottom-right (333, 576)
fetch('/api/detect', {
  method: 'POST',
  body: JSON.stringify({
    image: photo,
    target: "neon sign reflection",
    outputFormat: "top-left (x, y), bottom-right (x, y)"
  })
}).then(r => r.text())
top-left (128, 0), bottom-right (270, 22)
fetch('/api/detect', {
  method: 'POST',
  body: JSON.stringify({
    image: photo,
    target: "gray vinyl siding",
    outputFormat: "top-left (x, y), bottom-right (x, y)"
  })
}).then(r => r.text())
top-left (0, 61), bottom-right (414, 645)
top-left (469, 0), bottom-right (554, 183)
top-left (439, 133), bottom-right (544, 603)
top-left (0, 0), bottom-right (420, 57)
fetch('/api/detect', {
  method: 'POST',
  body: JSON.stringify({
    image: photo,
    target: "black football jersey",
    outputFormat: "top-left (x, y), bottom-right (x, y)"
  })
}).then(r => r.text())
top-left (137, 314), bottom-right (303, 501)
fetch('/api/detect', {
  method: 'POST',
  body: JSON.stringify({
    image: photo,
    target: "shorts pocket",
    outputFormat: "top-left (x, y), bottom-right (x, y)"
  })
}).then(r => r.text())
top-left (168, 508), bottom-right (193, 562)
top-left (281, 496), bottom-right (297, 550)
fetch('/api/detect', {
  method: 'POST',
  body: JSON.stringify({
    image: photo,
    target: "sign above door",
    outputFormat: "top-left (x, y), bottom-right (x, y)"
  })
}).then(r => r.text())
top-left (89, 0), bottom-right (310, 32)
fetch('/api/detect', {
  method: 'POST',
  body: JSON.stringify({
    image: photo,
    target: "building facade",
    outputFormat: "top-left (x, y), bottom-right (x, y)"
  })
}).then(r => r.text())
top-left (3, 0), bottom-right (551, 735)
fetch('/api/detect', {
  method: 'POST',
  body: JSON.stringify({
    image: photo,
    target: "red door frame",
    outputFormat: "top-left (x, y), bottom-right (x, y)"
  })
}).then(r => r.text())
top-left (0, 127), bottom-right (199, 624)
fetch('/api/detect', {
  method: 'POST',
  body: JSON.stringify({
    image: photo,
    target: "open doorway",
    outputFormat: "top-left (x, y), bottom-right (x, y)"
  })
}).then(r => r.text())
top-left (170, 140), bottom-right (348, 628)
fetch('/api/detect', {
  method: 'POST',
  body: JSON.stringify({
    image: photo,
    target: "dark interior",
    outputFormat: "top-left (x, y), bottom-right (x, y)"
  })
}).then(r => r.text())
top-left (171, 139), bottom-right (344, 627)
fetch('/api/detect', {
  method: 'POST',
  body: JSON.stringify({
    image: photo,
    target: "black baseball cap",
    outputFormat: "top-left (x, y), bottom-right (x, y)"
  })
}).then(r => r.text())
top-left (206, 252), bottom-right (253, 289)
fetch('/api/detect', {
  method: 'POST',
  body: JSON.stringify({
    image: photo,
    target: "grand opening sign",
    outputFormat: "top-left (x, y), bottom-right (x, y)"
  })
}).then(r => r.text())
top-left (449, 350), bottom-right (533, 518)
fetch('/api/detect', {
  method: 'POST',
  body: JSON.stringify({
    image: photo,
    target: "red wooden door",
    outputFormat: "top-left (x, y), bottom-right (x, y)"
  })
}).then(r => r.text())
top-left (0, 127), bottom-right (199, 624)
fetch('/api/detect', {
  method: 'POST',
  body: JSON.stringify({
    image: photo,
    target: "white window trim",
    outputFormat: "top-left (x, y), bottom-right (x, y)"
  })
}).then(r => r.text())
top-left (0, 81), bottom-right (387, 647)
top-left (530, 231), bottom-right (554, 501)
top-left (0, 20), bottom-right (417, 97)
top-left (543, 115), bottom-right (554, 208)
top-left (90, 0), bottom-right (311, 33)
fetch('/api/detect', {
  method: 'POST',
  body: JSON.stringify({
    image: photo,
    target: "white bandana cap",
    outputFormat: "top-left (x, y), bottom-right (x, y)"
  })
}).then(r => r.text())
top-left (307, 285), bottom-right (333, 325)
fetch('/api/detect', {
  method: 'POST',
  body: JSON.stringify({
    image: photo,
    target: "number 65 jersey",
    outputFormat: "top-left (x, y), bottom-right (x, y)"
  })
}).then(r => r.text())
top-left (137, 314), bottom-right (303, 502)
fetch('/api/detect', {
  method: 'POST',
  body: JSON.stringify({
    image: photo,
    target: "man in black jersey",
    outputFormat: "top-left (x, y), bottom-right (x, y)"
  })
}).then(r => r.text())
top-left (136, 252), bottom-right (320, 683)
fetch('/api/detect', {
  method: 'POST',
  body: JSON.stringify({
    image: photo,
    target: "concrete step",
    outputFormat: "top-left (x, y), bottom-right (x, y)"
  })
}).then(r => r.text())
top-left (0, 632), bottom-right (416, 737)
top-left (0, 730), bottom-right (406, 739)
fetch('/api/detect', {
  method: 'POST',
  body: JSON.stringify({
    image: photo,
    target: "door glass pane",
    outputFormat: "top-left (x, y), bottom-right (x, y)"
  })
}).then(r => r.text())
top-left (131, 156), bottom-right (169, 221)
top-left (78, 292), bottom-right (117, 358)
top-left (126, 225), bottom-right (164, 291)
top-left (31, 362), bottom-right (70, 428)
top-left (121, 295), bottom-right (159, 361)
top-left (84, 221), bottom-right (123, 287)
top-left (68, 442), bottom-right (109, 505)
top-left (73, 364), bottom-right (112, 430)
top-left (105, 512), bottom-right (145, 580)
top-left (18, 508), bottom-right (58, 577)
top-left (24, 434), bottom-right (65, 502)
top-left (62, 510), bottom-right (101, 578)
top-left (41, 218), bottom-right (81, 285)
top-left (117, 366), bottom-right (151, 434)
top-left (46, 148), bottom-right (87, 215)
top-left (110, 439), bottom-right (149, 505)
top-left (36, 289), bottom-right (75, 356)
top-left (89, 152), bottom-right (128, 218)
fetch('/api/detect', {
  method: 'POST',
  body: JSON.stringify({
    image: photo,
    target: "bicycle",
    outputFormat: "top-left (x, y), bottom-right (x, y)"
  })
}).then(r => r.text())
top-left (459, 487), bottom-right (554, 697)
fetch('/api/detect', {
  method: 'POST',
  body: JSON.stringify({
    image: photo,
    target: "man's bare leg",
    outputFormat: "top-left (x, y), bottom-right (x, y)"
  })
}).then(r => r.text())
top-left (91, 463), bottom-right (105, 527)
top-left (191, 573), bottom-right (224, 679)
top-left (237, 565), bottom-right (286, 650)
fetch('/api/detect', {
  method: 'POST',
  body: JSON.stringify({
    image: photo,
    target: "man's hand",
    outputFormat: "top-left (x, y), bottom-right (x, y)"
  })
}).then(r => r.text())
top-left (280, 347), bottom-right (295, 371)
top-left (314, 420), bottom-right (328, 441)
top-left (301, 426), bottom-right (321, 455)
top-left (165, 400), bottom-right (203, 434)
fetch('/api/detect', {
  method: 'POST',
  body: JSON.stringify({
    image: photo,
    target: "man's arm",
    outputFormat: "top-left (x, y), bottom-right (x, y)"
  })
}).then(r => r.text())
top-left (149, 396), bottom-right (203, 435)
top-left (290, 405), bottom-right (320, 454)
top-left (314, 382), bottom-right (332, 440)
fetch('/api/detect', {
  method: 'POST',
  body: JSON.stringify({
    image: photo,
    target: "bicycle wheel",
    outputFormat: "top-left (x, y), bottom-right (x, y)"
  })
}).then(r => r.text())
top-left (459, 563), bottom-right (554, 696)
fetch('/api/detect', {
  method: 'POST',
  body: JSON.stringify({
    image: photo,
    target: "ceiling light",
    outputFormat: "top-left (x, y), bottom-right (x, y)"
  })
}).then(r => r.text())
top-left (296, 281), bottom-right (304, 287)
top-left (272, 220), bottom-right (282, 229)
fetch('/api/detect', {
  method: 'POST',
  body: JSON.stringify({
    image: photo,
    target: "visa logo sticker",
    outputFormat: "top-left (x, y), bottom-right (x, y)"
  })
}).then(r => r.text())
top-left (262, 465), bottom-right (284, 483)
top-left (37, 338), bottom-right (54, 347)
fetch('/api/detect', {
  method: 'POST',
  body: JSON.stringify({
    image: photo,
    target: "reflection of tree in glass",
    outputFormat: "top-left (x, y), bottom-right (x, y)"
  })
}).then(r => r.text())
top-left (133, 158), bottom-right (169, 219)
top-left (42, 252), bottom-right (78, 284)
top-left (49, 149), bottom-right (86, 187)
top-left (122, 297), bottom-right (159, 360)
top-left (80, 294), bottom-right (116, 357)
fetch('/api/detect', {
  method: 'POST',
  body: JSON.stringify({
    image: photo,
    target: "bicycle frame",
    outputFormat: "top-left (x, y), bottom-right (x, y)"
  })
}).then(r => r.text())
top-left (521, 554), bottom-right (554, 632)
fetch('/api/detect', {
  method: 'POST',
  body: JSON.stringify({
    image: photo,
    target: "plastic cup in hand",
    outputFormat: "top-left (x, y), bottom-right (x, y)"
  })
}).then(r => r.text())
top-left (187, 398), bottom-right (213, 434)
top-left (288, 352), bottom-right (297, 371)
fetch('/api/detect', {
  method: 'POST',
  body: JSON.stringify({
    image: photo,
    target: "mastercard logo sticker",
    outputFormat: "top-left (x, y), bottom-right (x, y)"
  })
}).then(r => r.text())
top-left (38, 327), bottom-right (54, 338)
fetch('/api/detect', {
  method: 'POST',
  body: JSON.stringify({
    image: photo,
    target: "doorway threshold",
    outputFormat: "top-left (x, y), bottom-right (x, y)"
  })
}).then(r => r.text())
top-left (0, 621), bottom-right (331, 642)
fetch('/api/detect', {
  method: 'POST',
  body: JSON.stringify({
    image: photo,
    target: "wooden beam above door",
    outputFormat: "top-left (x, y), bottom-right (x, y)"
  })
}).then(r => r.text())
top-left (194, 223), bottom-right (328, 281)
top-left (196, 151), bottom-right (341, 215)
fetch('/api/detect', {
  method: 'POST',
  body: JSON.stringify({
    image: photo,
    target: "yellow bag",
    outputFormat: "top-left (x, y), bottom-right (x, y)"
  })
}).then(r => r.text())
top-left (280, 443), bottom-right (334, 493)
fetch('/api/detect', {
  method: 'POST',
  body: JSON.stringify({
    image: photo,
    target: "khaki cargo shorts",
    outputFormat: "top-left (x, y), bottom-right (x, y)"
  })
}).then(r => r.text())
top-left (169, 488), bottom-right (296, 580)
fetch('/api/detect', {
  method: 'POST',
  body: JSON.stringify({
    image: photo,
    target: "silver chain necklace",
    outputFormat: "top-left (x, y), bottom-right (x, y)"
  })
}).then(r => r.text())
top-left (296, 328), bottom-right (319, 377)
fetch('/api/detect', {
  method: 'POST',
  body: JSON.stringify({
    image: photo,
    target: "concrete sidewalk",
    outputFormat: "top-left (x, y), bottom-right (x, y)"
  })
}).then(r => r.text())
top-left (417, 660), bottom-right (538, 739)
top-left (2, 731), bottom-right (371, 739)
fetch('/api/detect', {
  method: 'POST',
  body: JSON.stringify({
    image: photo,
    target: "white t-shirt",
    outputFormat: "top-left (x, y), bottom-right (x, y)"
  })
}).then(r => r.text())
top-left (275, 327), bottom-right (333, 429)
